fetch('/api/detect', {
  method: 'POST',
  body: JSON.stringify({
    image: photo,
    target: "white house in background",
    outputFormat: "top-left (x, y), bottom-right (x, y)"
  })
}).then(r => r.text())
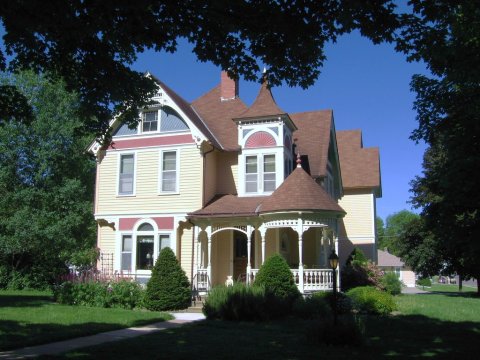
top-left (377, 249), bottom-right (416, 287)
top-left (89, 71), bottom-right (382, 294)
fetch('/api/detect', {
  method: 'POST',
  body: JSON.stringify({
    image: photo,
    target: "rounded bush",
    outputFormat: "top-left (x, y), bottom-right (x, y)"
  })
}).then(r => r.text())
top-left (144, 247), bottom-right (191, 311)
top-left (254, 254), bottom-right (300, 301)
top-left (381, 272), bottom-right (403, 295)
top-left (417, 277), bottom-right (432, 287)
top-left (347, 286), bottom-right (397, 315)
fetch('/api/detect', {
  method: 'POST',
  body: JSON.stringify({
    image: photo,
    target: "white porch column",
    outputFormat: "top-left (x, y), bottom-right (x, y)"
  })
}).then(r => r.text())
top-left (296, 218), bottom-right (304, 293)
top-left (246, 225), bottom-right (252, 284)
top-left (206, 226), bottom-right (212, 289)
top-left (259, 225), bottom-right (267, 264)
top-left (193, 226), bottom-right (198, 276)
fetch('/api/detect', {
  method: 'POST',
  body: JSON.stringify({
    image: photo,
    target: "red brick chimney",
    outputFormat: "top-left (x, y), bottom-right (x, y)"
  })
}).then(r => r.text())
top-left (220, 71), bottom-right (238, 101)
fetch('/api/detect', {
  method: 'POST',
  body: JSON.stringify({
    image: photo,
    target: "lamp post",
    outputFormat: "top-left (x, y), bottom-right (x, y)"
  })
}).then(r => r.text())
top-left (329, 249), bottom-right (339, 326)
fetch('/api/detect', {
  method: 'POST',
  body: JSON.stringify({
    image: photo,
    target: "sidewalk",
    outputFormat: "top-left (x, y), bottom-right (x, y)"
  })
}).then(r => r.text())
top-left (0, 312), bottom-right (205, 359)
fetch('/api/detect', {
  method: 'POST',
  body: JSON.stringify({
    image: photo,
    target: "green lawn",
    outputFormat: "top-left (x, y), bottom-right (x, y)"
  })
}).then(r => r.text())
top-left (53, 291), bottom-right (479, 359)
top-left (0, 290), bottom-right (173, 350)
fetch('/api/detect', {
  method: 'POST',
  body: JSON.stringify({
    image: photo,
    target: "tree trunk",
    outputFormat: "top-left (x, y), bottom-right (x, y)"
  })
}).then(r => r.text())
top-left (458, 273), bottom-right (463, 292)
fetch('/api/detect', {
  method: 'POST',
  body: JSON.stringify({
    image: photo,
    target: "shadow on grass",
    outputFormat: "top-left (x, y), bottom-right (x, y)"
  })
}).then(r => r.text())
top-left (0, 317), bottom-right (169, 351)
top-left (0, 294), bottom-right (54, 307)
top-left (418, 291), bottom-right (479, 298)
top-left (41, 314), bottom-right (480, 359)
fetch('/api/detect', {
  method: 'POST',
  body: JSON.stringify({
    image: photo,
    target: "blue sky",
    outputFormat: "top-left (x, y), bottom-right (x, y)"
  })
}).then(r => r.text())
top-left (132, 31), bottom-right (428, 221)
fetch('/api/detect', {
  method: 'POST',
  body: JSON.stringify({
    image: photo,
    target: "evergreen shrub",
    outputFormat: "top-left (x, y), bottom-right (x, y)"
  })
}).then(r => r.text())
top-left (253, 254), bottom-right (300, 316)
top-left (347, 286), bottom-right (397, 315)
top-left (381, 272), bottom-right (403, 295)
top-left (144, 247), bottom-right (191, 311)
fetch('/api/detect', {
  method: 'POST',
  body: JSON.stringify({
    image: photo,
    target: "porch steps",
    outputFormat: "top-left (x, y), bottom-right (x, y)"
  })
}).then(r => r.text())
top-left (187, 303), bottom-right (204, 313)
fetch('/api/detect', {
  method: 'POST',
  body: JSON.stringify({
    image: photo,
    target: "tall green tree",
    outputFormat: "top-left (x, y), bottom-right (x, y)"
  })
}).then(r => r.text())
top-left (0, 71), bottom-right (96, 289)
top-left (397, 0), bottom-right (480, 293)
top-left (0, 1), bottom-right (399, 141)
top-left (376, 216), bottom-right (385, 249)
top-left (381, 210), bottom-right (420, 256)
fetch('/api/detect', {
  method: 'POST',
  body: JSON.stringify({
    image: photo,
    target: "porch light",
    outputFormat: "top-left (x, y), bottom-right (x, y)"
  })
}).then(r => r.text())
top-left (329, 250), bottom-right (339, 270)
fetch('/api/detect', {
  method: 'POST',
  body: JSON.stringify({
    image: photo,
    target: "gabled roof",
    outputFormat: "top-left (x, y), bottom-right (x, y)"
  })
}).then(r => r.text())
top-left (377, 250), bottom-right (404, 267)
top-left (191, 85), bottom-right (248, 151)
top-left (336, 130), bottom-right (381, 194)
top-left (259, 166), bottom-right (345, 215)
top-left (150, 75), bottom-right (222, 149)
top-left (291, 110), bottom-right (332, 178)
top-left (235, 81), bottom-right (286, 119)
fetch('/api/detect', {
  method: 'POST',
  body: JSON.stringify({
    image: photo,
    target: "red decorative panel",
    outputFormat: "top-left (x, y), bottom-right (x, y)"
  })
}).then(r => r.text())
top-left (109, 134), bottom-right (194, 150)
top-left (118, 217), bottom-right (174, 230)
top-left (245, 131), bottom-right (276, 148)
top-left (153, 217), bottom-right (174, 230)
top-left (119, 218), bottom-right (140, 231)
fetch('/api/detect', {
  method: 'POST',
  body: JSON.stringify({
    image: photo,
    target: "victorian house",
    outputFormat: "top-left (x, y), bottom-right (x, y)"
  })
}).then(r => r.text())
top-left (89, 72), bottom-right (381, 294)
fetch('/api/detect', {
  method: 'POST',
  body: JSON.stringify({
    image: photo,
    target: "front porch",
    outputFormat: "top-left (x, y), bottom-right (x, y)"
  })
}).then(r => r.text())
top-left (191, 216), bottom-right (340, 295)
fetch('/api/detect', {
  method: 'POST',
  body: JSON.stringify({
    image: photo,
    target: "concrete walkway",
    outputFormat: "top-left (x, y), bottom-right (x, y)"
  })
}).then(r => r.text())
top-left (401, 286), bottom-right (428, 294)
top-left (0, 312), bottom-right (205, 359)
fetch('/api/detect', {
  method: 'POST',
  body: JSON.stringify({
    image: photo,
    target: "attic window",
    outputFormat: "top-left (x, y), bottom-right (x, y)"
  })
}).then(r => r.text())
top-left (142, 111), bottom-right (158, 132)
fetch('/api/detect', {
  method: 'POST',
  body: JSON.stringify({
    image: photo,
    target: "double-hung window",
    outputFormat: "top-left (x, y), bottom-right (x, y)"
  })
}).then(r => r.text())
top-left (245, 156), bottom-right (258, 193)
top-left (119, 154), bottom-right (135, 195)
top-left (121, 235), bottom-right (132, 271)
top-left (245, 154), bottom-right (276, 194)
top-left (263, 155), bottom-right (276, 192)
top-left (160, 150), bottom-right (178, 193)
top-left (142, 111), bottom-right (158, 132)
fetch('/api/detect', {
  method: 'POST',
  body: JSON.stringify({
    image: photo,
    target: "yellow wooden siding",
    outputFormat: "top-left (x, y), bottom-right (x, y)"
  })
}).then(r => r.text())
top-left (338, 190), bottom-right (374, 238)
top-left (215, 152), bottom-right (238, 195)
top-left (96, 146), bottom-right (202, 214)
top-left (98, 224), bottom-right (116, 256)
top-left (212, 231), bottom-right (231, 286)
top-left (180, 226), bottom-right (193, 281)
top-left (204, 151), bottom-right (217, 204)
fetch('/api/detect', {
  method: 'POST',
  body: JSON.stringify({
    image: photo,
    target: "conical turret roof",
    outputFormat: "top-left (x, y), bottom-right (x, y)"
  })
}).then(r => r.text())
top-left (236, 81), bottom-right (285, 119)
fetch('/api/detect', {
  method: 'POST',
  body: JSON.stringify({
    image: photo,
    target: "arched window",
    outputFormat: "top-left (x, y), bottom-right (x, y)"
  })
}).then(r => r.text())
top-left (136, 223), bottom-right (155, 270)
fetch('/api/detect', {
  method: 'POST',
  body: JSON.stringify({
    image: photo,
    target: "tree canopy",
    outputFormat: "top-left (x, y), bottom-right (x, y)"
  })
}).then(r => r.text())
top-left (396, 0), bottom-right (480, 291)
top-left (0, 71), bottom-right (96, 289)
top-left (0, 0), bottom-right (399, 141)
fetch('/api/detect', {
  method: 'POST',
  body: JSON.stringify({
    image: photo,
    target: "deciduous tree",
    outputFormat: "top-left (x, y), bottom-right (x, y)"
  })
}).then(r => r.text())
top-left (0, 1), bottom-right (399, 141)
top-left (0, 71), bottom-right (96, 289)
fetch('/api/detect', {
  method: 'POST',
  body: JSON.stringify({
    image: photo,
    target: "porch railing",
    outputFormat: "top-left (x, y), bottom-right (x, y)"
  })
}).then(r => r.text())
top-left (249, 268), bottom-right (333, 293)
top-left (192, 269), bottom-right (210, 294)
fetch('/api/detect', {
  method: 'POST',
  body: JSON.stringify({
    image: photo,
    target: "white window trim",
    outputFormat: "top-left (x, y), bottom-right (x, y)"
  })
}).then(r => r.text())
top-left (117, 152), bottom-right (137, 197)
top-left (158, 148), bottom-right (180, 195)
top-left (116, 219), bottom-right (175, 275)
top-left (141, 110), bottom-right (159, 133)
top-left (239, 149), bottom-right (282, 196)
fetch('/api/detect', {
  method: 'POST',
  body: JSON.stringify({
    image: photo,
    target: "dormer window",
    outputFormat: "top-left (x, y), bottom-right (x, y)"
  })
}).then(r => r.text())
top-left (245, 154), bottom-right (276, 194)
top-left (142, 111), bottom-right (158, 132)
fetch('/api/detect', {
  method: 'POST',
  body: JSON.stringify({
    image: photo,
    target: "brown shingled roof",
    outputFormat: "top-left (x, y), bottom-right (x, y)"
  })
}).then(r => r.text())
top-left (291, 110), bottom-right (332, 178)
top-left (336, 130), bottom-right (381, 192)
top-left (259, 166), bottom-right (345, 215)
top-left (191, 85), bottom-right (247, 151)
top-left (188, 194), bottom-right (265, 218)
top-left (377, 250), bottom-right (404, 267)
top-left (236, 81), bottom-right (285, 119)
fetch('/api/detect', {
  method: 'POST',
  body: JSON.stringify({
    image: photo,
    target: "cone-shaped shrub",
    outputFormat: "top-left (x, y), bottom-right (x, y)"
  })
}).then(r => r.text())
top-left (254, 254), bottom-right (300, 316)
top-left (144, 247), bottom-right (191, 311)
